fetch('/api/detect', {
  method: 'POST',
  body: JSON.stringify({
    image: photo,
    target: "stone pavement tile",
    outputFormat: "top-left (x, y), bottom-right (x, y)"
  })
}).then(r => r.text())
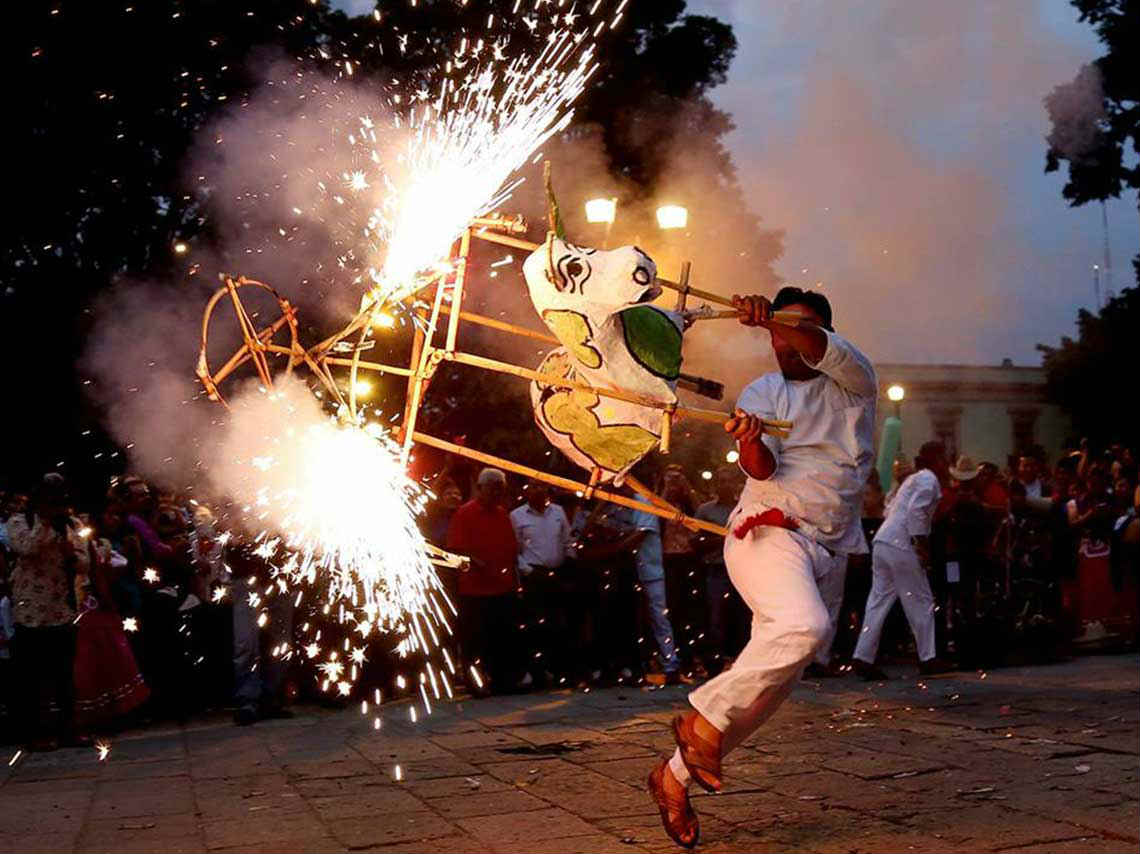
top-left (429, 787), bottom-right (548, 819)
top-left (404, 773), bottom-right (512, 800)
top-left (997, 834), bottom-right (1139, 853)
top-left (819, 744), bottom-right (947, 780)
top-left (477, 756), bottom-right (575, 786)
top-left (580, 756), bottom-right (661, 788)
top-left (725, 750), bottom-right (821, 785)
top-left (211, 842), bottom-right (346, 854)
top-left (269, 742), bottom-right (361, 764)
top-left (513, 832), bottom-right (651, 853)
top-left (351, 735), bottom-right (455, 765)
top-left (283, 758), bottom-right (377, 780)
top-left (9, 748), bottom-right (102, 783)
top-left (0, 777), bottom-right (95, 832)
top-left (502, 723), bottom-right (613, 744)
top-left (430, 728), bottom-right (528, 751)
top-left (594, 811), bottom-right (740, 852)
top-left (102, 734), bottom-right (188, 764)
top-left (1002, 794), bottom-right (1140, 843)
top-left (90, 774), bottom-right (195, 819)
top-left (455, 806), bottom-right (598, 846)
top-left (1, 831), bottom-right (83, 853)
top-left (399, 757), bottom-right (485, 781)
top-left (902, 802), bottom-right (1091, 849)
top-left (101, 757), bottom-right (192, 781)
top-left (76, 812), bottom-right (204, 853)
top-left (521, 764), bottom-right (652, 819)
top-left (293, 776), bottom-right (429, 819)
top-left (188, 747), bottom-right (279, 780)
top-left (690, 788), bottom-right (811, 828)
top-left (1039, 751), bottom-right (1140, 791)
top-left (765, 810), bottom-right (940, 853)
top-left (559, 740), bottom-right (656, 764)
top-left (329, 810), bottom-right (461, 849)
top-left (200, 812), bottom-right (332, 850)
top-left (351, 833), bottom-right (487, 853)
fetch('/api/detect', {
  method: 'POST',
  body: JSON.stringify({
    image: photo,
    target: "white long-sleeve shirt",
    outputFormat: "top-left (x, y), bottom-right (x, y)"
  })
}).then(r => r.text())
top-left (734, 329), bottom-right (877, 555)
top-left (874, 468), bottom-right (942, 551)
top-left (509, 502), bottom-right (570, 573)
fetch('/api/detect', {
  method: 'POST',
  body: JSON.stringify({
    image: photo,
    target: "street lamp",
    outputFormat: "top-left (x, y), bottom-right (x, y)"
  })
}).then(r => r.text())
top-left (886, 383), bottom-right (905, 417)
top-left (656, 204), bottom-right (688, 230)
top-left (585, 197), bottom-right (617, 248)
top-left (585, 197), bottom-right (616, 224)
top-left (877, 384), bottom-right (906, 491)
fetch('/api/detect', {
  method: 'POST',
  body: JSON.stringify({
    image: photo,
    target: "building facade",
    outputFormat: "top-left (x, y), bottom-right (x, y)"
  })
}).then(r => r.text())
top-left (875, 361), bottom-right (1071, 469)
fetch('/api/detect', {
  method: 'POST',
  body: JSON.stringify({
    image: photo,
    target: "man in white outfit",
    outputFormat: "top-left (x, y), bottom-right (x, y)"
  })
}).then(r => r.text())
top-left (852, 441), bottom-right (954, 680)
top-left (647, 287), bottom-right (877, 848)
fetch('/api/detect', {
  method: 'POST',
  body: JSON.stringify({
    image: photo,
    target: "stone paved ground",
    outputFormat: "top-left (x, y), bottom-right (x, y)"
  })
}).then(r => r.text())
top-left (2, 654), bottom-right (1137, 853)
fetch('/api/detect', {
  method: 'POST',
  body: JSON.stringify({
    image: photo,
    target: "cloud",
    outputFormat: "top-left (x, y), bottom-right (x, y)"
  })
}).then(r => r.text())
top-left (691, 0), bottom-right (1138, 364)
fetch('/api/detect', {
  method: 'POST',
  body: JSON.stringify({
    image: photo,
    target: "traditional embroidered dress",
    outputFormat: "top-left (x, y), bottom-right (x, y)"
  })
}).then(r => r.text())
top-left (73, 539), bottom-right (149, 728)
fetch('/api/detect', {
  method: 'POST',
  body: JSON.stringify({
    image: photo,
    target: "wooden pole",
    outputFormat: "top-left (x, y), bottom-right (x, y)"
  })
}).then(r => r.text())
top-left (401, 284), bottom-right (447, 460)
top-left (471, 229), bottom-right (802, 325)
top-left (442, 350), bottom-right (791, 436)
top-left (445, 228), bottom-right (471, 353)
top-left (410, 431), bottom-right (728, 536)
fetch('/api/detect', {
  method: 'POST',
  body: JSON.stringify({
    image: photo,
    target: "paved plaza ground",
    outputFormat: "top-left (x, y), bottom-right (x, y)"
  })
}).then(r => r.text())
top-left (2, 654), bottom-right (1137, 853)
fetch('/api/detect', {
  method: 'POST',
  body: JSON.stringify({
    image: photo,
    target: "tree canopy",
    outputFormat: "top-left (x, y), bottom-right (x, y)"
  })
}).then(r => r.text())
top-left (1037, 286), bottom-right (1139, 450)
top-left (1044, 0), bottom-right (1138, 268)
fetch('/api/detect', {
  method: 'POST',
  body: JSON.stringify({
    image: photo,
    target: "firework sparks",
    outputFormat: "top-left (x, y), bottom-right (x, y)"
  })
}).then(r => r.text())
top-left (213, 377), bottom-right (453, 693)
top-left (96, 740), bottom-right (111, 761)
top-left (122, 616), bottom-right (138, 633)
top-left (334, 3), bottom-right (606, 304)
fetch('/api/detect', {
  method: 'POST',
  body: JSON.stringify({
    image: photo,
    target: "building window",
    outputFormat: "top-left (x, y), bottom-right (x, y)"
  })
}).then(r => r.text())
top-left (927, 406), bottom-right (962, 460)
top-left (1008, 407), bottom-right (1040, 457)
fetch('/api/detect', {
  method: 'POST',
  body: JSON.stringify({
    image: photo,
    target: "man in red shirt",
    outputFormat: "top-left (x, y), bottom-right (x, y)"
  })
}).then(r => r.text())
top-left (446, 468), bottom-right (522, 696)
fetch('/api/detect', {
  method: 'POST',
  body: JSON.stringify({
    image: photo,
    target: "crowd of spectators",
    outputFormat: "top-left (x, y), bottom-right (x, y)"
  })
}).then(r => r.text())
top-left (0, 473), bottom-right (286, 750)
top-left (1, 438), bottom-right (1136, 748)
top-left (837, 441), bottom-right (1140, 675)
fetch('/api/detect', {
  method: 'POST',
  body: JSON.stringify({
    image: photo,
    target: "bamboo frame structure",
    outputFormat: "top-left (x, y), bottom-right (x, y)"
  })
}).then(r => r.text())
top-left (197, 213), bottom-right (795, 539)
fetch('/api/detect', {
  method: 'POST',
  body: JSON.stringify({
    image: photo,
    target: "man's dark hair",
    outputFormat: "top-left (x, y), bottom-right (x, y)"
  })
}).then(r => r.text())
top-left (772, 286), bottom-right (833, 331)
top-left (916, 440), bottom-right (945, 470)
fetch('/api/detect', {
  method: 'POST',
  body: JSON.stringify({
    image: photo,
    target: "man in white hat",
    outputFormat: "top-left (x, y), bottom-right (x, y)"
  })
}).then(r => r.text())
top-left (852, 441), bottom-right (955, 679)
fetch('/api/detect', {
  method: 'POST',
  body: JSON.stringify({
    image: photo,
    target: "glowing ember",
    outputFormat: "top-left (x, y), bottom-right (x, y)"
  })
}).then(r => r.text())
top-left (95, 740), bottom-right (111, 761)
top-left (122, 617), bottom-right (138, 633)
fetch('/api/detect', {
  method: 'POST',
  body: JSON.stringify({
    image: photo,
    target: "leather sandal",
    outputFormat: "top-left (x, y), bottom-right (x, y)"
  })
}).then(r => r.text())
top-left (672, 713), bottom-right (723, 793)
top-left (647, 760), bottom-right (700, 849)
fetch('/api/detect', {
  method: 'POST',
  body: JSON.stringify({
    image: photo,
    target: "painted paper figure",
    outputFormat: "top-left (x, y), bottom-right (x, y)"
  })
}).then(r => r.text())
top-left (523, 220), bottom-right (687, 479)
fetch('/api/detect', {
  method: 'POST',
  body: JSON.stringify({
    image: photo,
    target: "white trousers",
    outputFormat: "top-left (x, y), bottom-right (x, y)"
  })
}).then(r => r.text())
top-left (687, 525), bottom-right (844, 752)
top-left (852, 542), bottom-right (936, 664)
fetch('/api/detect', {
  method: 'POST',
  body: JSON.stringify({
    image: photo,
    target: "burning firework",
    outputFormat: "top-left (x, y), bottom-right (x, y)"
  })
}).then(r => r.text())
top-left (212, 377), bottom-right (453, 688)
top-left (333, 1), bottom-right (607, 304)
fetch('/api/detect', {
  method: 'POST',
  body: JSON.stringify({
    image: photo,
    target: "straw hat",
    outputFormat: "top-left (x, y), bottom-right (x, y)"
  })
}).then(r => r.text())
top-left (949, 455), bottom-right (980, 481)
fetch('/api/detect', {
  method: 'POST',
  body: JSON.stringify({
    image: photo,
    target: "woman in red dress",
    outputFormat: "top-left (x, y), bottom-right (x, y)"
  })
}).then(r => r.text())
top-left (73, 502), bottom-right (150, 732)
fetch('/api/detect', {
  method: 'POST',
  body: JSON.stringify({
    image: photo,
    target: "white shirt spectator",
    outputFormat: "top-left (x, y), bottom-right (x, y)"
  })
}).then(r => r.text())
top-left (509, 502), bottom-right (570, 575)
top-left (874, 468), bottom-right (943, 551)
top-left (735, 329), bottom-right (878, 555)
top-left (1020, 479), bottom-right (1043, 499)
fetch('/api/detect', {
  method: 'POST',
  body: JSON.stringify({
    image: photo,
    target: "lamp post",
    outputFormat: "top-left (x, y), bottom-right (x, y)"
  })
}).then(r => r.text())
top-left (887, 383), bottom-right (905, 418)
top-left (876, 384), bottom-right (905, 491)
top-left (585, 197), bottom-right (617, 248)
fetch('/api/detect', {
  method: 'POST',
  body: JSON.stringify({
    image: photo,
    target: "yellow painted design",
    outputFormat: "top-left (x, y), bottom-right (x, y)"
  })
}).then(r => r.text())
top-left (542, 310), bottom-right (602, 369)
